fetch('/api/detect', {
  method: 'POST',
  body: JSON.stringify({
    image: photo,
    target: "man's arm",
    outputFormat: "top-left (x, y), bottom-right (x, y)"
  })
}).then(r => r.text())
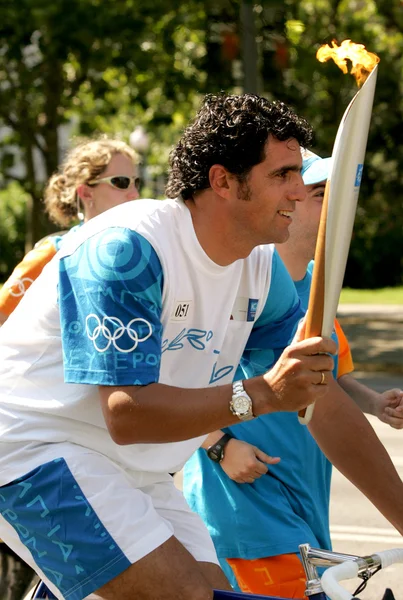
top-left (99, 324), bottom-right (335, 444)
top-left (338, 374), bottom-right (403, 429)
top-left (200, 431), bottom-right (280, 483)
top-left (309, 377), bottom-right (403, 535)
top-left (61, 230), bottom-right (335, 444)
top-left (334, 320), bottom-right (403, 429)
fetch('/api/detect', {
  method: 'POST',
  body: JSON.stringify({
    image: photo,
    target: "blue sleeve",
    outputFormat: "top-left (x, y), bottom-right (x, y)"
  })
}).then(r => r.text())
top-left (58, 227), bottom-right (164, 386)
top-left (237, 250), bottom-right (304, 379)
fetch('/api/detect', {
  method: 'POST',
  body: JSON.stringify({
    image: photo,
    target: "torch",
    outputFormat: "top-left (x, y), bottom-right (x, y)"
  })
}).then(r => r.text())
top-left (298, 40), bottom-right (380, 425)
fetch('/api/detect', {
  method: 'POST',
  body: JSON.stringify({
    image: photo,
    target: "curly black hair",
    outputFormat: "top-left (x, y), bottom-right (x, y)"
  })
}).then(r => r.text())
top-left (166, 93), bottom-right (313, 200)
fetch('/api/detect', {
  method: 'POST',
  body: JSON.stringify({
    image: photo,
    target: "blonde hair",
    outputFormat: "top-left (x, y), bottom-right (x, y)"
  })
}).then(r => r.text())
top-left (44, 136), bottom-right (138, 226)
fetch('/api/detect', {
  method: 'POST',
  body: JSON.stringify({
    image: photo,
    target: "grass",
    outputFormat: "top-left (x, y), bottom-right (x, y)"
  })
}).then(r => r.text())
top-left (340, 287), bottom-right (403, 304)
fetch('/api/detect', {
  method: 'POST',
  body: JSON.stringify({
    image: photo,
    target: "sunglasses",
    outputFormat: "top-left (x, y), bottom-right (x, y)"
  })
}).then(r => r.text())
top-left (88, 175), bottom-right (141, 190)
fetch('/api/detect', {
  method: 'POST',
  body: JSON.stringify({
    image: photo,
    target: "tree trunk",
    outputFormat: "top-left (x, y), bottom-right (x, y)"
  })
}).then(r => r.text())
top-left (240, 0), bottom-right (259, 94)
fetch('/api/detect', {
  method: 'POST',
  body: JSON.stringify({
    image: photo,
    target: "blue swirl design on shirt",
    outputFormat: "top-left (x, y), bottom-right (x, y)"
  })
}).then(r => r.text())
top-left (83, 230), bottom-right (154, 283)
top-left (61, 228), bottom-right (159, 291)
top-left (59, 228), bottom-right (164, 386)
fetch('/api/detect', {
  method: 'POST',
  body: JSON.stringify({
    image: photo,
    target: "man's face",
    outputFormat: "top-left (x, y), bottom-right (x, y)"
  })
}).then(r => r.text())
top-left (287, 179), bottom-right (326, 259)
top-left (230, 136), bottom-right (307, 246)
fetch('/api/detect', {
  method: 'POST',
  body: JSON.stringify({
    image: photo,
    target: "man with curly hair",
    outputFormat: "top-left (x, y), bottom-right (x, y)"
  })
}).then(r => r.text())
top-left (0, 93), bottom-right (338, 600)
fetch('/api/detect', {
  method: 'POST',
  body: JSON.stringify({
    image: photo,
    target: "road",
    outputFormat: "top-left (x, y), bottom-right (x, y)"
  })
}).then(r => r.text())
top-left (329, 371), bottom-right (403, 600)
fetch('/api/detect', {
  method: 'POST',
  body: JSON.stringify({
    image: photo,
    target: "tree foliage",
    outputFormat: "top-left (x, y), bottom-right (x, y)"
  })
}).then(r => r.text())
top-left (0, 0), bottom-right (207, 245)
top-left (0, 0), bottom-right (402, 286)
top-left (272, 0), bottom-right (403, 287)
top-left (0, 183), bottom-right (27, 278)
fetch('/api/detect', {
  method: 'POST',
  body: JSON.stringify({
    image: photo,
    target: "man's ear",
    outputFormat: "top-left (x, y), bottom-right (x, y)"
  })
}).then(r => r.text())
top-left (76, 183), bottom-right (93, 205)
top-left (209, 164), bottom-right (232, 199)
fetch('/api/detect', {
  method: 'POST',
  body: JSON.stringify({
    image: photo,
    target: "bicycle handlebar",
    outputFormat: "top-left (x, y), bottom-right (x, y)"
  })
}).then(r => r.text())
top-left (320, 548), bottom-right (403, 600)
top-left (321, 561), bottom-right (360, 600)
top-left (374, 548), bottom-right (403, 569)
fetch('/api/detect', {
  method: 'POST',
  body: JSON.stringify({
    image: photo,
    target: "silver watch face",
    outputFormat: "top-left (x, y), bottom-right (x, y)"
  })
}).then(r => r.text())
top-left (233, 395), bottom-right (251, 415)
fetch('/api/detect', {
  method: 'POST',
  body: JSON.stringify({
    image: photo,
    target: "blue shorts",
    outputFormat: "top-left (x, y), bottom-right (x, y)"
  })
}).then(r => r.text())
top-left (0, 446), bottom-right (217, 600)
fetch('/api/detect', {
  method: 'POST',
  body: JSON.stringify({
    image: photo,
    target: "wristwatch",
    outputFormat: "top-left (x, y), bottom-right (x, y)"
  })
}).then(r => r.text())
top-left (206, 433), bottom-right (233, 463)
top-left (229, 380), bottom-right (254, 421)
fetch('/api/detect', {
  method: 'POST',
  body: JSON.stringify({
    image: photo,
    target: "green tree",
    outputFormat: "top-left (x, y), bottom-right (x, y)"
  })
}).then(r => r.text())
top-left (255, 0), bottom-right (403, 286)
top-left (0, 183), bottom-right (27, 279)
top-left (0, 0), bottom-right (208, 250)
top-left (1, 0), bottom-right (402, 286)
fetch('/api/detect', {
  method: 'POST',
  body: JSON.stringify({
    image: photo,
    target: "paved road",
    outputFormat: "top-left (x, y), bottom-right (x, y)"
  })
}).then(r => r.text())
top-left (336, 305), bottom-right (403, 374)
top-left (330, 308), bottom-right (403, 597)
top-left (330, 371), bottom-right (403, 600)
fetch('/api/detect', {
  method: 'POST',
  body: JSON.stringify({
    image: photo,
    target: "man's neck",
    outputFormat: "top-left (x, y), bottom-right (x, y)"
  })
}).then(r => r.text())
top-left (276, 243), bottom-right (309, 281)
top-left (184, 196), bottom-right (254, 266)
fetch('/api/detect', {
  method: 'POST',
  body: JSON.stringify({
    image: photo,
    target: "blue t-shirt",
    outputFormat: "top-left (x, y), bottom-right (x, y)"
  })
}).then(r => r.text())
top-left (183, 258), bottom-right (335, 586)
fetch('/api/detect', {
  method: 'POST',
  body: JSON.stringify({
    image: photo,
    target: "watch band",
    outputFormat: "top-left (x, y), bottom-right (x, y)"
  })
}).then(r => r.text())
top-left (206, 433), bottom-right (233, 463)
top-left (233, 380), bottom-right (244, 396)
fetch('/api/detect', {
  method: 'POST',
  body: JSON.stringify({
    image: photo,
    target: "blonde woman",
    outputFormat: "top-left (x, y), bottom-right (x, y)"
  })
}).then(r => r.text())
top-left (0, 137), bottom-right (139, 324)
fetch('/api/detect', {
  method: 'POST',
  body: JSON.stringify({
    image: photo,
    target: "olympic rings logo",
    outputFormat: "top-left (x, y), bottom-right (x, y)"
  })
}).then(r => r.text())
top-left (85, 314), bottom-right (153, 353)
top-left (6, 277), bottom-right (34, 297)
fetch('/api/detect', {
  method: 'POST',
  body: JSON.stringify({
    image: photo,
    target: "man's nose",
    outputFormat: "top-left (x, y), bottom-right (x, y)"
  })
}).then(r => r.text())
top-left (288, 173), bottom-right (307, 202)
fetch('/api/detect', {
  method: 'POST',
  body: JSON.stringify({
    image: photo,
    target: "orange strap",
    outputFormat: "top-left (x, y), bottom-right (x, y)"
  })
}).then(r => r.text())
top-left (227, 554), bottom-right (307, 599)
top-left (0, 239), bottom-right (57, 317)
top-left (334, 318), bottom-right (354, 377)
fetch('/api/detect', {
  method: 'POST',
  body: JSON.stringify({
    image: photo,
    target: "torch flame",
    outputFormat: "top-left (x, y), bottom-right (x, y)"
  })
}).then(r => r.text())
top-left (317, 39), bottom-right (380, 87)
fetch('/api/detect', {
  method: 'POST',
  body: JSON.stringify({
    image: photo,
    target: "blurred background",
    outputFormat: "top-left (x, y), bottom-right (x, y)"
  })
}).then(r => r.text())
top-left (0, 0), bottom-right (402, 291)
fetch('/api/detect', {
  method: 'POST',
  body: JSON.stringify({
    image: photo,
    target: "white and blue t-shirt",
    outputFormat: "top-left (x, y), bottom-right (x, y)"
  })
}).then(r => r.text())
top-left (0, 199), bottom-right (303, 486)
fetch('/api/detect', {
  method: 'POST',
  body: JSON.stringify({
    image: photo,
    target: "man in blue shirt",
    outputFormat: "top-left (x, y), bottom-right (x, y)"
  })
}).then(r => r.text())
top-left (183, 151), bottom-right (403, 598)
